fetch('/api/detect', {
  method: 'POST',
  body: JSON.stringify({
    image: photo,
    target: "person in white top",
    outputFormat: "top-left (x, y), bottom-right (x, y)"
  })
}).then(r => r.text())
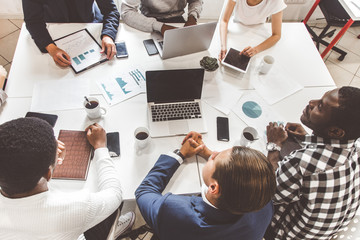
top-left (0, 118), bottom-right (134, 240)
top-left (219, 0), bottom-right (286, 60)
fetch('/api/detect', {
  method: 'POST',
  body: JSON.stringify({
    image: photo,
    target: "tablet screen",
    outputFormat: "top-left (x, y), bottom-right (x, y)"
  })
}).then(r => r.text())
top-left (223, 48), bottom-right (250, 71)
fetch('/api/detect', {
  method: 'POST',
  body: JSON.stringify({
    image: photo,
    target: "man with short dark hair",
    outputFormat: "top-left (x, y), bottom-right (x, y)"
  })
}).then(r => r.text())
top-left (0, 119), bottom-right (134, 239)
top-left (136, 131), bottom-right (276, 240)
top-left (22, 0), bottom-right (120, 67)
top-left (265, 87), bottom-right (360, 239)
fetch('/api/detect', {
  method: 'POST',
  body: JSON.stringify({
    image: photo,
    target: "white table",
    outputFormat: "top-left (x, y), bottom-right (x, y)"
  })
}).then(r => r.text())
top-left (1, 22), bottom-right (336, 200)
top-left (5, 22), bottom-right (335, 98)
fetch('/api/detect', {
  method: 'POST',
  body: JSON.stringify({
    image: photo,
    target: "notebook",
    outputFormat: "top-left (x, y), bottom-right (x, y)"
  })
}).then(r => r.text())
top-left (53, 130), bottom-right (92, 180)
top-left (151, 22), bottom-right (217, 59)
top-left (146, 69), bottom-right (207, 137)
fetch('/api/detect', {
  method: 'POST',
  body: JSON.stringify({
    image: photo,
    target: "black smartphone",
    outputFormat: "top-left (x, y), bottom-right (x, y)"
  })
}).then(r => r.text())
top-left (217, 117), bottom-right (229, 142)
top-left (115, 41), bottom-right (128, 58)
top-left (25, 112), bottom-right (58, 127)
top-left (107, 132), bottom-right (120, 157)
top-left (143, 39), bottom-right (158, 56)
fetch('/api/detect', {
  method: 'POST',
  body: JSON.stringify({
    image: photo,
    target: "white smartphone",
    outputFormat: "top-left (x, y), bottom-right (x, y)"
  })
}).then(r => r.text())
top-left (115, 41), bottom-right (128, 58)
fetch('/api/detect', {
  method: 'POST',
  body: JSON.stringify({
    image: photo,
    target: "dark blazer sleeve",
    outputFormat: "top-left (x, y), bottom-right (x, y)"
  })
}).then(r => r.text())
top-left (96, 0), bottom-right (120, 41)
top-left (135, 155), bottom-right (180, 233)
top-left (22, 0), bottom-right (54, 53)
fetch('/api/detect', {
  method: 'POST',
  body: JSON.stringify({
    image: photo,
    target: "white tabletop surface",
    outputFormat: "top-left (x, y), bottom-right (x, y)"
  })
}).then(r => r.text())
top-left (339, 0), bottom-right (360, 21)
top-left (1, 21), bottom-right (336, 200)
top-left (5, 22), bottom-right (335, 98)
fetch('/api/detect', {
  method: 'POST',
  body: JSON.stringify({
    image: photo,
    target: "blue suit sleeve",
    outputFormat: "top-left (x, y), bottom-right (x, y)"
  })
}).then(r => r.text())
top-left (96, 0), bottom-right (120, 41)
top-left (22, 0), bottom-right (54, 53)
top-left (135, 155), bottom-right (180, 233)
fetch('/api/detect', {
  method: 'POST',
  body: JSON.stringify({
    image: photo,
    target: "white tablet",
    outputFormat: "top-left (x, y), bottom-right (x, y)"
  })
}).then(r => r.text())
top-left (222, 48), bottom-right (251, 73)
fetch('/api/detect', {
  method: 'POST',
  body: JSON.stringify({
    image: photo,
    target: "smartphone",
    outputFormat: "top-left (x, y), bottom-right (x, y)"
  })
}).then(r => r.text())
top-left (217, 117), bottom-right (229, 142)
top-left (115, 41), bottom-right (128, 58)
top-left (143, 39), bottom-right (158, 56)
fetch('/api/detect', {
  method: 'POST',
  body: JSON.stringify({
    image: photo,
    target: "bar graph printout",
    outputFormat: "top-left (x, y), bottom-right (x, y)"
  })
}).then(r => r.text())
top-left (97, 68), bottom-right (146, 105)
top-left (54, 29), bottom-right (107, 73)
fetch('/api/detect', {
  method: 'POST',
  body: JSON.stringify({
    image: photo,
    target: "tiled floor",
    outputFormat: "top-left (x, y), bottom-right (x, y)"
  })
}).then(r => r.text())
top-left (1, 19), bottom-right (360, 240)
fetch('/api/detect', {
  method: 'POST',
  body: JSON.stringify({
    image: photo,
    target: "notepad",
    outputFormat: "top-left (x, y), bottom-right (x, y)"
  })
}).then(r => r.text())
top-left (53, 130), bottom-right (92, 180)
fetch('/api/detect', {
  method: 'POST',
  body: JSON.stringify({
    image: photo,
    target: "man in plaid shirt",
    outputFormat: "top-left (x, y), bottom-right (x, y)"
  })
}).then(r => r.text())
top-left (264, 86), bottom-right (360, 239)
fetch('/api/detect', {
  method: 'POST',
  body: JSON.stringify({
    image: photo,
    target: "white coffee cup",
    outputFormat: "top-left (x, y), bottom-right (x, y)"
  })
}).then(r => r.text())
top-left (134, 127), bottom-right (150, 149)
top-left (239, 126), bottom-right (259, 147)
top-left (259, 55), bottom-right (275, 74)
top-left (83, 97), bottom-right (107, 119)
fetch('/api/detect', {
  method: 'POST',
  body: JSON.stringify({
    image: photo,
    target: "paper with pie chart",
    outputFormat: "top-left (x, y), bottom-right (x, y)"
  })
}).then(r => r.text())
top-left (232, 91), bottom-right (284, 134)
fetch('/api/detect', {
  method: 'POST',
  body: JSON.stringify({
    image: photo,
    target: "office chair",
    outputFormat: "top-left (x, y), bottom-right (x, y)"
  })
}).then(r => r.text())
top-left (304, 0), bottom-right (360, 61)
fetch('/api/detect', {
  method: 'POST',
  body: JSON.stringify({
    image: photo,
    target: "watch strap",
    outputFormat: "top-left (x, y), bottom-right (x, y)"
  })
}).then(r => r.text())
top-left (173, 149), bottom-right (185, 160)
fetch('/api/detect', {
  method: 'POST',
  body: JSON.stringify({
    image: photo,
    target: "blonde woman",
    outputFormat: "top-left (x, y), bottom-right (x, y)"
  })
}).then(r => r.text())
top-left (219, 0), bottom-right (286, 60)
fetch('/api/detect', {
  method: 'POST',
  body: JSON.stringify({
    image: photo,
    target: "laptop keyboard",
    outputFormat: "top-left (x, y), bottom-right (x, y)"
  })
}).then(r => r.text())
top-left (151, 102), bottom-right (201, 122)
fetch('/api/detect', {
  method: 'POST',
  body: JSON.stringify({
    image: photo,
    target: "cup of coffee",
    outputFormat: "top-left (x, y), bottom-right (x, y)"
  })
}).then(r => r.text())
top-left (134, 127), bottom-right (150, 149)
top-left (83, 97), bottom-right (107, 119)
top-left (239, 126), bottom-right (258, 147)
top-left (259, 55), bottom-right (275, 74)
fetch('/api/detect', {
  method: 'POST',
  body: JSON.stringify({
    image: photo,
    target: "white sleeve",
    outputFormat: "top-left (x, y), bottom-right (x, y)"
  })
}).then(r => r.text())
top-left (270, 0), bottom-right (287, 15)
top-left (81, 148), bottom-right (123, 231)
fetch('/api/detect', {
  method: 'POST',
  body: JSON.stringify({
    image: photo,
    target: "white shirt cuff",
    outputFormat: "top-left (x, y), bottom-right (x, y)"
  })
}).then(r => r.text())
top-left (93, 147), bottom-right (111, 161)
top-left (166, 151), bottom-right (183, 164)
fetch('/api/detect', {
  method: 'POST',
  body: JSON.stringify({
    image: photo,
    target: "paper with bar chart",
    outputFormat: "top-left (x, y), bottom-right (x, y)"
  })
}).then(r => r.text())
top-left (54, 29), bottom-right (107, 73)
top-left (97, 68), bottom-right (146, 105)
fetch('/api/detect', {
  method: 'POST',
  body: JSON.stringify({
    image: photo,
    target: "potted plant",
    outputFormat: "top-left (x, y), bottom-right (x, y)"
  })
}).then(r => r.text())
top-left (200, 56), bottom-right (219, 81)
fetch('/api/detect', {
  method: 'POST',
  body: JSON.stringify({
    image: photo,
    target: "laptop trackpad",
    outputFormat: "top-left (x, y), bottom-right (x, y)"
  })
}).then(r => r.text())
top-left (169, 121), bottom-right (189, 135)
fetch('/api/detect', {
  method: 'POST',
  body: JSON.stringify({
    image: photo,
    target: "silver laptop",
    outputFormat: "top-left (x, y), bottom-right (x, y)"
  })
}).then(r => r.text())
top-left (152, 22), bottom-right (217, 59)
top-left (146, 69), bottom-right (208, 138)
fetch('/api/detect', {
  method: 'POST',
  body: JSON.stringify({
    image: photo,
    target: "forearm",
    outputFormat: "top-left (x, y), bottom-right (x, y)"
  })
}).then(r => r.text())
top-left (136, 155), bottom-right (180, 199)
top-left (97, 0), bottom-right (120, 41)
top-left (94, 148), bottom-right (122, 197)
top-left (267, 151), bottom-right (281, 172)
top-left (22, 0), bottom-right (54, 52)
top-left (187, 0), bottom-right (203, 19)
top-left (121, 3), bottom-right (163, 32)
top-left (220, 20), bottom-right (229, 51)
top-left (254, 34), bottom-right (281, 53)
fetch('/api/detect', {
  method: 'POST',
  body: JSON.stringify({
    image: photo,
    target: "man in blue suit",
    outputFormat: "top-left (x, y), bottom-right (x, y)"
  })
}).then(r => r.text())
top-left (22, 0), bottom-right (120, 67)
top-left (136, 131), bottom-right (276, 240)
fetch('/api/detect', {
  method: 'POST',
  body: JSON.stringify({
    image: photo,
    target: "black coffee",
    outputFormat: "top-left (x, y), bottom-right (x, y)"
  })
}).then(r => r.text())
top-left (243, 132), bottom-right (254, 141)
top-left (136, 132), bottom-right (149, 140)
top-left (85, 101), bottom-right (99, 109)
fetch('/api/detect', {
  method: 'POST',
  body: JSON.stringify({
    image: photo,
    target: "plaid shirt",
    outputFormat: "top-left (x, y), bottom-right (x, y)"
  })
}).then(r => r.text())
top-left (268, 135), bottom-right (360, 239)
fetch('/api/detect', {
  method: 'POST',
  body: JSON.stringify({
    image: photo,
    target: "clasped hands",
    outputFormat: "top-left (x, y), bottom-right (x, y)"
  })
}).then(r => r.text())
top-left (179, 131), bottom-right (214, 160)
top-left (266, 122), bottom-right (308, 147)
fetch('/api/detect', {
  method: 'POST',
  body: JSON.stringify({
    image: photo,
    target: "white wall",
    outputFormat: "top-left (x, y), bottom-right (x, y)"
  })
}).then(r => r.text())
top-left (0, 0), bottom-right (23, 19)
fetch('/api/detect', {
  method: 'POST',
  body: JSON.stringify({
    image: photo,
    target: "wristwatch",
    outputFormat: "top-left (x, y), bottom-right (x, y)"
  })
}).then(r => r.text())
top-left (173, 149), bottom-right (185, 160)
top-left (266, 142), bottom-right (281, 152)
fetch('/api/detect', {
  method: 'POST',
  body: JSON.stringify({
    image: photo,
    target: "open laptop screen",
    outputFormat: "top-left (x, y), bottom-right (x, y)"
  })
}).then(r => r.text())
top-left (146, 69), bottom-right (204, 104)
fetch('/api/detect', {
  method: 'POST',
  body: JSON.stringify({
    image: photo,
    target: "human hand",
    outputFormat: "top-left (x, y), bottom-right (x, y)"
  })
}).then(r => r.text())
top-left (161, 24), bottom-right (177, 36)
top-left (182, 131), bottom-right (212, 159)
top-left (184, 15), bottom-right (197, 27)
top-left (57, 140), bottom-right (66, 165)
top-left (85, 123), bottom-right (107, 149)
top-left (240, 46), bottom-right (258, 57)
top-left (285, 122), bottom-right (307, 140)
top-left (266, 122), bottom-right (288, 146)
top-left (46, 43), bottom-right (71, 67)
top-left (101, 35), bottom-right (116, 59)
top-left (180, 138), bottom-right (204, 158)
top-left (219, 49), bottom-right (227, 62)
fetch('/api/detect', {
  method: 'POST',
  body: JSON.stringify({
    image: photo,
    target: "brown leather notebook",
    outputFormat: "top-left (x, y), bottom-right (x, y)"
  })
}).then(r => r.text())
top-left (53, 130), bottom-right (92, 180)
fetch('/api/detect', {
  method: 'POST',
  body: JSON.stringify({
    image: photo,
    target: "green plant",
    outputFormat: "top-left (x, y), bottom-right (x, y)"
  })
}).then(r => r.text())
top-left (200, 56), bottom-right (219, 72)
